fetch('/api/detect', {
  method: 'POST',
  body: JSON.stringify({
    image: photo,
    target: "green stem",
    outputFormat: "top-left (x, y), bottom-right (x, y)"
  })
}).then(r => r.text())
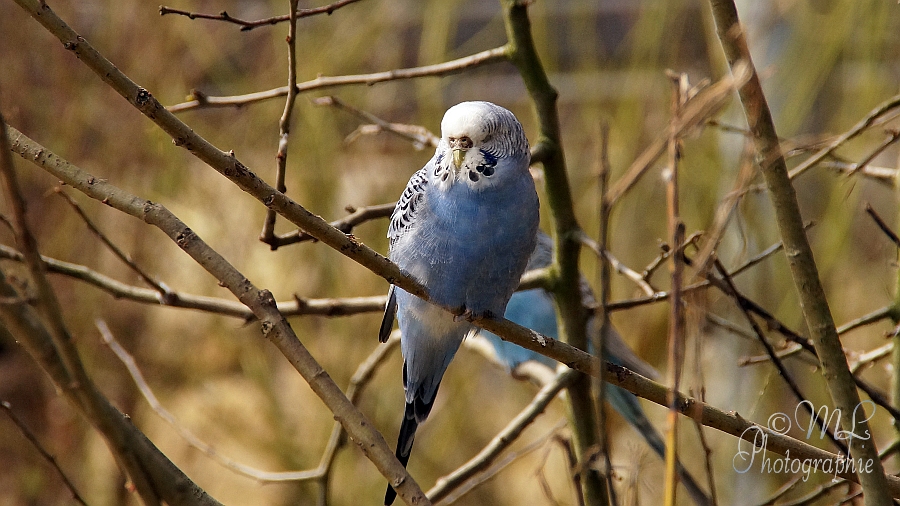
top-left (500, 1), bottom-right (606, 504)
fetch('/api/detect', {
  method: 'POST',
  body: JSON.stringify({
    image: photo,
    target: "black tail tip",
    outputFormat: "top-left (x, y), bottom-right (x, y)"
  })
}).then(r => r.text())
top-left (384, 484), bottom-right (397, 505)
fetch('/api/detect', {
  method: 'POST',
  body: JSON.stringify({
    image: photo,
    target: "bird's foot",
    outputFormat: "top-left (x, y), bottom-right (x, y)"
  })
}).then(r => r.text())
top-left (452, 307), bottom-right (472, 322)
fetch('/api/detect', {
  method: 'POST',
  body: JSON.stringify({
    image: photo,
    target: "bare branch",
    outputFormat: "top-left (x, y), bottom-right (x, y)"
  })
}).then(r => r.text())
top-left (259, 202), bottom-right (395, 249)
top-left (55, 188), bottom-right (172, 299)
top-left (605, 64), bottom-right (751, 207)
top-left (0, 401), bottom-right (88, 505)
top-left (0, 106), bottom-right (219, 506)
top-left (167, 46), bottom-right (509, 113)
top-left (0, 243), bottom-right (386, 319)
top-left (865, 204), bottom-right (900, 249)
top-left (427, 369), bottom-right (577, 502)
top-left (159, 0), bottom-right (365, 32)
top-left (314, 96), bottom-right (439, 149)
top-left (788, 92), bottom-right (900, 180)
top-left (260, 0), bottom-right (301, 247)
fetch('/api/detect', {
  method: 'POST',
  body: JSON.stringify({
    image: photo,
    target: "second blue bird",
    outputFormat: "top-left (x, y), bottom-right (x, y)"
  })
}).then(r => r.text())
top-left (481, 232), bottom-right (712, 506)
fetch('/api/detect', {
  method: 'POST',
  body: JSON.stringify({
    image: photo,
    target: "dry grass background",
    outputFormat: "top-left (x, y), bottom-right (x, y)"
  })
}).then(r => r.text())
top-left (2, 0), bottom-right (900, 504)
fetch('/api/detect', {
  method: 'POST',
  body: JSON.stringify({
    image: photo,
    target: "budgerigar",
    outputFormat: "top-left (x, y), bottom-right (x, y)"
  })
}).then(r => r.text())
top-left (379, 101), bottom-right (539, 505)
top-left (481, 231), bottom-right (712, 506)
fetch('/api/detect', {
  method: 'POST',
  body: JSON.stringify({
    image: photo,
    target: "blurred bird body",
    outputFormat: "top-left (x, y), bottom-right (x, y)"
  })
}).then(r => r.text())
top-left (481, 232), bottom-right (712, 506)
top-left (380, 101), bottom-right (539, 505)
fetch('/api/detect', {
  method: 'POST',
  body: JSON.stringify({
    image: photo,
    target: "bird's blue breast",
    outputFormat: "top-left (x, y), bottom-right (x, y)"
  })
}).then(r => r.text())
top-left (394, 166), bottom-right (538, 316)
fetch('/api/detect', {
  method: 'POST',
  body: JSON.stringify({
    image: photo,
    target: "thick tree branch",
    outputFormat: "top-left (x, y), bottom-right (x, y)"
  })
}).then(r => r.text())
top-left (500, 2), bottom-right (606, 503)
top-left (708, 0), bottom-right (891, 502)
top-left (3, 122), bottom-right (430, 505)
top-left (0, 109), bottom-right (221, 506)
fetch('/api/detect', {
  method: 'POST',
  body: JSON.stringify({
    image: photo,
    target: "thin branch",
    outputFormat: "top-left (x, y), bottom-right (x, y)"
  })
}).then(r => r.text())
top-left (501, 1), bottom-right (605, 503)
top-left (605, 64), bottom-right (751, 207)
top-left (850, 342), bottom-right (894, 375)
top-left (845, 129), bottom-right (900, 178)
top-left (55, 188), bottom-right (172, 299)
top-left (788, 92), bottom-right (900, 180)
top-left (690, 139), bottom-right (757, 280)
top-left (838, 305), bottom-right (896, 335)
top-left (260, 201), bottom-right (395, 248)
top-left (0, 401), bottom-right (89, 505)
top-left (642, 232), bottom-right (703, 286)
top-left (577, 230), bottom-right (656, 296)
top-left (688, 388), bottom-right (719, 506)
top-left (99, 318), bottom-right (400, 483)
top-left (314, 96), bottom-right (439, 149)
top-left (866, 204), bottom-right (900, 249)
top-left (738, 343), bottom-right (805, 366)
top-left (436, 421), bottom-right (568, 506)
top-left (0, 243), bottom-right (386, 320)
top-left (663, 70), bottom-right (688, 506)
top-left (712, 259), bottom-right (847, 453)
top-left (427, 369), bottom-right (578, 503)
top-left (167, 46), bottom-right (509, 113)
top-left (260, 0), bottom-right (302, 247)
top-left (1, 105), bottom-right (214, 505)
top-left (159, 0), bottom-right (365, 32)
top-left (821, 160), bottom-right (897, 184)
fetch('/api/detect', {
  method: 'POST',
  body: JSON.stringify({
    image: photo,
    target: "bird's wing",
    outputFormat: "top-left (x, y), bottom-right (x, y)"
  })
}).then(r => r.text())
top-left (387, 165), bottom-right (429, 246)
top-left (379, 285), bottom-right (397, 343)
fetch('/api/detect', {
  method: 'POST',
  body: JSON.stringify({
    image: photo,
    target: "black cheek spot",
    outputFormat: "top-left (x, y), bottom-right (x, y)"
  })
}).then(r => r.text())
top-left (468, 171), bottom-right (479, 182)
top-left (475, 165), bottom-right (485, 173)
top-left (482, 166), bottom-right (495, 176)
top-left (441, 172), bottom-right (449, 182)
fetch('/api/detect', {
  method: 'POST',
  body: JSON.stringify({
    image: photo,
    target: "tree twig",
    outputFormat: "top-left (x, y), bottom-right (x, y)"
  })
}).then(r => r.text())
top-left (314, 96), bottom-right (439, 149)
top-left (865, 203), bottom-right (900, 248)
top-left (0, 243), bottom-right (386, 320)
top-left (167, 46), bottom-right (509, 113)
top-left (159, 0), bottom-right (365, 32)
top-left (0, 401), bottom-right (89, 505)
top-left (500, 1), bottom-right (605, 503)
top-left (788, 92), bottom-right (900, 180)
top-left (55, 188), bottom-right (173, 299)
top-left (711, 259), bottom-right (847, 453)
top-left (427, 369), bottom-right (577, 503)
top-left (260, 0), bottom-right (301, 248)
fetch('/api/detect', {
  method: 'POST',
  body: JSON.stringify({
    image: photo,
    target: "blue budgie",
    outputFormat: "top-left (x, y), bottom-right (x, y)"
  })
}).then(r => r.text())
top-left (481, 232), bottom-right (712, 506)
top-left (379, 101), bottom-right (539, 505)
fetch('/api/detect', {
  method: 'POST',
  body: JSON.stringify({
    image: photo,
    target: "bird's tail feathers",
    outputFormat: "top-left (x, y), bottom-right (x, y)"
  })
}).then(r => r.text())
top-left (384, 403), bottom-right (420, 505)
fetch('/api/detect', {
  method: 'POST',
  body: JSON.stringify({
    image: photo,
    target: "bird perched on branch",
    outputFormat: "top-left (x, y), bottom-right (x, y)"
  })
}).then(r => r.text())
top-left (379, 101), bottom-right (539, 505)
top-left (481, 231), bottom-right (712, 506)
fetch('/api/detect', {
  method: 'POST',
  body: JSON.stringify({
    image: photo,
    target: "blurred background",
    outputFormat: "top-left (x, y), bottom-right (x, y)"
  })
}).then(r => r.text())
top-left (2, 0), bottom-right (900, 504)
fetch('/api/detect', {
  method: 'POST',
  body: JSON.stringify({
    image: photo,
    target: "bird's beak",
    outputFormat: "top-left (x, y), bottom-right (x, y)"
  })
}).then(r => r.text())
top-left (452, 148), bottom-right (466, 170)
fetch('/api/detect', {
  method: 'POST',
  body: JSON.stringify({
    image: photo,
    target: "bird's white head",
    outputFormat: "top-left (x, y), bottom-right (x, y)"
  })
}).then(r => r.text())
top-left (433, 101), bottom-right (529, 190)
